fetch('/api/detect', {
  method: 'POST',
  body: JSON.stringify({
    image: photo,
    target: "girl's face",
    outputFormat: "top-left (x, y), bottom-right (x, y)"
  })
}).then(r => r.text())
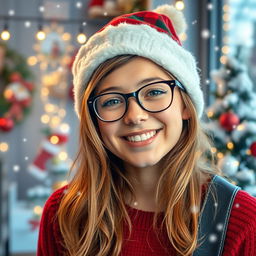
top-left (95, 57), bottom-right (190, 168)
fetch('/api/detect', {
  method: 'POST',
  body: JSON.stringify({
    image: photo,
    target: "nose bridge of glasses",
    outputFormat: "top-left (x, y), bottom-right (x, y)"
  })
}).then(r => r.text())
top-left (122, 91), bottom-right (149, 124)
top-left (124, 91), bottom-right (143, 108)
top-left (124, 91), bottom-right (138, 100)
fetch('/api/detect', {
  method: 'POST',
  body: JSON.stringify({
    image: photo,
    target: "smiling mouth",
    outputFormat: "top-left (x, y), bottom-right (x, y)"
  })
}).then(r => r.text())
top-left (123, 129), bottom-right (161, 142)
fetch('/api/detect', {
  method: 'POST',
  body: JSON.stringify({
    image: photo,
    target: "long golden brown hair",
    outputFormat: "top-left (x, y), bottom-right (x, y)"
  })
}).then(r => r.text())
top-left (58, 55), bottom-right (219, 256)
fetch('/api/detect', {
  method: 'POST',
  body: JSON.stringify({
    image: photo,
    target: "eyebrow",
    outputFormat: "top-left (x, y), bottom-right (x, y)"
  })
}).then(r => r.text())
top-left (98, 77), bottom-right (166, 94)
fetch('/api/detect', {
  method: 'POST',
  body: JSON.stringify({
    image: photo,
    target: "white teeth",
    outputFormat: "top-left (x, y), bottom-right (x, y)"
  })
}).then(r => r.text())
top-left (141, 134), bottom-right (147, 140)
top-left (127, 130), bottom-right (157, 142)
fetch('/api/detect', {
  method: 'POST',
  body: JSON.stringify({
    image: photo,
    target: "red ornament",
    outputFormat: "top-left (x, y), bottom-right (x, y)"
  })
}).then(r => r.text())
top-left (0, 117), bottom-right (14, 132)
top-left (10, 72), bottom-right (22, 82)
top-left (219, 112), bottom-right (240, 131)
top-left (250, 142), bottom-right (256, 157)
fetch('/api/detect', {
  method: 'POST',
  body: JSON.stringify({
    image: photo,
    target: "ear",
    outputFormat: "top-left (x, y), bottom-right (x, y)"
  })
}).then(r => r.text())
top-left (182, 106), bottom-right (191, 120)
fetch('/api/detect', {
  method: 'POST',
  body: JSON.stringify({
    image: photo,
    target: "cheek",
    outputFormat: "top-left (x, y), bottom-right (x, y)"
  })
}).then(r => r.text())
top-left (157, 107), bottom-right (184, 127)
top-left (97, 121), bottom-right (116, 145)
top-left (156, 108), bottom-right (184, 141)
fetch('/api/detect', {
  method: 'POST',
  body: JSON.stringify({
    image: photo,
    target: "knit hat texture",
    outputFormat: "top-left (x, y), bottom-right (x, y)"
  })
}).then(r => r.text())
top-left (72, 5), bottom-right (204, 118)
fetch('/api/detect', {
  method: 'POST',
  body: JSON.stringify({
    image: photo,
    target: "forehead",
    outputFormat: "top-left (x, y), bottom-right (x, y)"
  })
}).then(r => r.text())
top-left (96, 57), bottom-right (173, 93)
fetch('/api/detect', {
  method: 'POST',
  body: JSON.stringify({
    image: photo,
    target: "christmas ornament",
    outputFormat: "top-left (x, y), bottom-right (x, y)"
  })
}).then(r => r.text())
top-left (219, 112), bottom-right (240, 131)
top-left (28, 126), bottom-right (69, 180)
top-left (249, 142), bottom-right (256, 157)
top-left (0, 117), bottom-right (14, 132)
top-left (217, 154), bottom-right (239, 176)
top-left (4, 80), bottom-right (33, 121)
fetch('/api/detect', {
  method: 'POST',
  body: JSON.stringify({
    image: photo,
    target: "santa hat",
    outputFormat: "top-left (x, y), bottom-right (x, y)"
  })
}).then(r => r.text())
top-left (73, 5), bottom-right (204, 118)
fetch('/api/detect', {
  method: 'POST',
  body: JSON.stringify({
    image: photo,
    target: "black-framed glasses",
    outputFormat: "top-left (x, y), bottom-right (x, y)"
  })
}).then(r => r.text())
top-left (87, 80), bottom-right (186, 122)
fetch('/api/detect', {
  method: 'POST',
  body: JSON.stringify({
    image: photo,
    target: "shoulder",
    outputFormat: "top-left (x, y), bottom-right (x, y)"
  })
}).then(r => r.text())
top-left (44, 185), bottom-right (68, 208)
top-left (223, 190), bottom-right (256, 255)
top-left (229, 189), bottom-right (256, 227)
top-left (42, 185), bottom-right (68, 220)
top-left (38, 186), bottom-right (68, 255)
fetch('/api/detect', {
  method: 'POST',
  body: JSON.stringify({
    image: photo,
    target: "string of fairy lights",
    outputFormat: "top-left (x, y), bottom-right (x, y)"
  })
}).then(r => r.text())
top-left (0, 0), bottom-right (88, 44)
top-left (0, 16), bottom-right (87, 44)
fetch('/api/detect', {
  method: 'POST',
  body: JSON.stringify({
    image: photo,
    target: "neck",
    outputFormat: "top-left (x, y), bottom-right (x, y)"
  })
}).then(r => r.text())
top-left (124, 163), bottom-right (163, 212)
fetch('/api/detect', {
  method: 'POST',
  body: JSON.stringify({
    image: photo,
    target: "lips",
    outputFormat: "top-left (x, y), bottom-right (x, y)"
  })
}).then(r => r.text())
top-left (126, 130), bottom-right (156, 142)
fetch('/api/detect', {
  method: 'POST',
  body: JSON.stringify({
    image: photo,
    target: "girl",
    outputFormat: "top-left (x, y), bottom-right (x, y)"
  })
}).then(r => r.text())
top-left (37, 5), bottom-right (256, 256)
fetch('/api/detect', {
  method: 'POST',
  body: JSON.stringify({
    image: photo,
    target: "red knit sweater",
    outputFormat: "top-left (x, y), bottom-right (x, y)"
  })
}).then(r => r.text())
top-left (37, 186), bottom-right (256, 256)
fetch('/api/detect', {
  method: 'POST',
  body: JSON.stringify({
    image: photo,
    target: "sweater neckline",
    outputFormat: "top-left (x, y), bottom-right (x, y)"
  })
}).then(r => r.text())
top-left (125, 204), bottom-right (164, 229)
top-left (124, 176), bottom-right (212, 229)
top-left (126, 204), bottom-right (159, 214)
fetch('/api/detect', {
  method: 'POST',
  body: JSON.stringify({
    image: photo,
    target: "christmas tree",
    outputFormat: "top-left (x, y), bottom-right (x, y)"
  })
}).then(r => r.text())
top-left (206, 56), bottom-right (256, 196)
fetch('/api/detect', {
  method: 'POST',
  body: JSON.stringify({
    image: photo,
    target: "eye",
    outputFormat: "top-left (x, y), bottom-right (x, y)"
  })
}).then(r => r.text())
top-left (101, 97), bottom-right (123, 108)
top-left (147, 89), bottom-right (167, 97)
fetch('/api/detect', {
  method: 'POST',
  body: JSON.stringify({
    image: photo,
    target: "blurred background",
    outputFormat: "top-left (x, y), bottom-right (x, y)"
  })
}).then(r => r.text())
top-left (0, 0), bottom-right (256, 255)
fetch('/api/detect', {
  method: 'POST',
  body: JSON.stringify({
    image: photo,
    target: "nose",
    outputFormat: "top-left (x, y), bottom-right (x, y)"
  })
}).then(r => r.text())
top-left (123, 98), bottom-right (148, 125)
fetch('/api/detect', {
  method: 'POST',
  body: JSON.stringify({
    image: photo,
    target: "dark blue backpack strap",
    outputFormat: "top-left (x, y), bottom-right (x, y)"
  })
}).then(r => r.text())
top-left (193, 175), bottom-right (241, 256)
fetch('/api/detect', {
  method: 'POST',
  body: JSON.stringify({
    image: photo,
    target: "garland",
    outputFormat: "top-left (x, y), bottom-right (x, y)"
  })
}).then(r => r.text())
top-left (0, 42), bottom-right (34, 132)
